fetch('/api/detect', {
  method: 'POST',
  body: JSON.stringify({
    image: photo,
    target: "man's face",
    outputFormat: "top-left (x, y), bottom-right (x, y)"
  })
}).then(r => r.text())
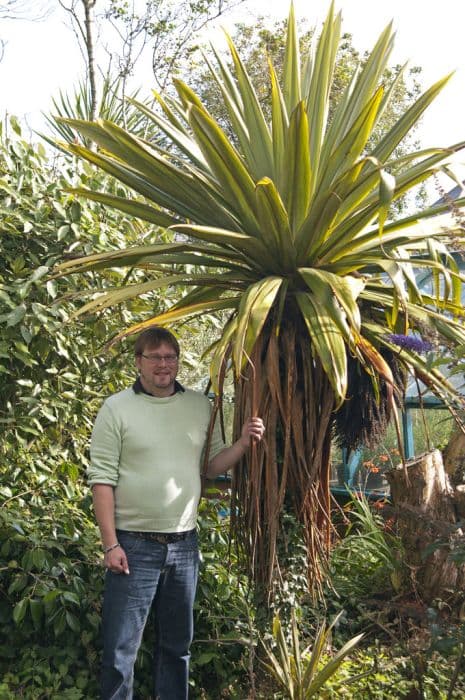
top-left (135, 341), bottom-right (179, 396)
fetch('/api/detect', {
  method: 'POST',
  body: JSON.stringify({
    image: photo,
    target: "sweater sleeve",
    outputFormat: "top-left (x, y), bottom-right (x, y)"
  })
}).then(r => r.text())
top-left (88, 401), bottom-right (121, 487)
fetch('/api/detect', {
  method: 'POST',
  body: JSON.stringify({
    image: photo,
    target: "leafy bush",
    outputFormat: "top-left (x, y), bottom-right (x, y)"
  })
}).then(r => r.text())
top-left (0, 448), bottom-right (102, 698)
top-left (0, 116), bottom-right (171, 459)
top-left (0, 446), bottom-right (255, 699)
top-left (0, 121), bottom-right (139, 697)
top-left (320, 643), bottom-right (465, 699)
top-left (193, 498), bottom-right (254, 697)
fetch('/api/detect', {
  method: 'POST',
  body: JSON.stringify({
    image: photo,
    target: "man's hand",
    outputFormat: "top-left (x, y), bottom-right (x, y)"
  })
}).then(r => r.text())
top-left (207, 416), bottom-right (265, 478)
top-left (240, 416), bottom-right (265, 448)
top-left (104, 546), bottom-right (130, 575)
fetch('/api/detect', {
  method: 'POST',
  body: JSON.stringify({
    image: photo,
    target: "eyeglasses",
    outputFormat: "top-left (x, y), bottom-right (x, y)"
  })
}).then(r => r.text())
top-left (141, 353), bottom-right (178, 365)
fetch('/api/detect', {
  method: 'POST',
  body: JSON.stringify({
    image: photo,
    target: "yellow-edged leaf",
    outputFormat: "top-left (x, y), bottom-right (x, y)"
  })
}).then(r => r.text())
top-left (305, 1), bottom-right (340, 180)
top-left (269, 60), bottom-right (289, 190)
top-left (187, 105), bottom-right (261, 234)
top-left (69, 274), bottom-right (241, 318)
top-left (321, 21), bottom-right (393, 165)
top-left (172, 223), bottom-right (275, 269)
top-left (373, 74), bottom-right (454, 163)
top-left (63, 141), bottom-right (234, 229)
top-left (299, 268), bottom-right (364, 331)
top-left (255, 177), bottom-right (296, 269)
top-left (55, 241), bottom-right (248, 275)
top-left (107, 297), bottom-right (241, 347)
top-left (201, 48), bottom-right (256, 174)
top-left (66, 188), bottom-right (178, 228)
top-left (127, 96), bottom-right (208, 171)
top-left (223, 32), bottom-right (274, 177)
top-left (316, 86), bottom-right (384, 199)
top-left (282, 2), bottom-right (301, 114)
top-left (295, 291), bottom-right (347, 405)
top-left (232, 277), bottom-right (282, 373)
top-left (284, 101), bottom-right (311, 233)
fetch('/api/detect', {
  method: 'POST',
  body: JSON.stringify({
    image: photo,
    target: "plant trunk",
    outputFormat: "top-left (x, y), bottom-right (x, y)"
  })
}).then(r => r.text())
top-left (230, 320), bottom-right (334, 599)
top-left (386, 449), bottom-right (465, 604)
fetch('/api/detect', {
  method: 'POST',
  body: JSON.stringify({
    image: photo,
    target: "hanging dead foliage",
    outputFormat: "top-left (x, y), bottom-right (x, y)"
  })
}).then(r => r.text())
top-left (229, 315), bottom-right (335, 598)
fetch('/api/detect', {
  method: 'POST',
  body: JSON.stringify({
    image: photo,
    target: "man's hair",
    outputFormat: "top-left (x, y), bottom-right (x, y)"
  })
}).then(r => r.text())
top-left (134, 326), bottom-right (180, 357)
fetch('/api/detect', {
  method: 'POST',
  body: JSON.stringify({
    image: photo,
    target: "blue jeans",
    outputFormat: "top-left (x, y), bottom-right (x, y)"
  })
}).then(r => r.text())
top-left (101, 529), bottom-right (199, 700)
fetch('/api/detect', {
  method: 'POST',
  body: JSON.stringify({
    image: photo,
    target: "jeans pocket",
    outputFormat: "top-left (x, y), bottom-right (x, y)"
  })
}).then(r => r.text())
top-left (116, 531), bottom-right (141, 555)
top-left (184, 529), bottom-right (198, 545)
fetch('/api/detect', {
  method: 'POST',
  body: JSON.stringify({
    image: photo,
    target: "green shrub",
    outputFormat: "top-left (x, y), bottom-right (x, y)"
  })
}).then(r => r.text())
top-left (329, 493), bottom-right (405, 599)
top-left (0, 466), bottom-right (254, 698)
top-left (0, 450), bottom-right (101, 698)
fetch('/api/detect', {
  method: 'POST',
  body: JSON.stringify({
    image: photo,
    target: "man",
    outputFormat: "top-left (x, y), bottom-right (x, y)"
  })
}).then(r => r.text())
top-left (88, 325), bottom-right (265, 700)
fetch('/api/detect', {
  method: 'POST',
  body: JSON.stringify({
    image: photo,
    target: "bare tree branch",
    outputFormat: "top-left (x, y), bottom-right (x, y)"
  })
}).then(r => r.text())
top-left (58, 0), bottom-right (88, 46)
top-left (0, 0), bottom-right (50, 21)
top-left (0, 0), bottom-right (52, 62)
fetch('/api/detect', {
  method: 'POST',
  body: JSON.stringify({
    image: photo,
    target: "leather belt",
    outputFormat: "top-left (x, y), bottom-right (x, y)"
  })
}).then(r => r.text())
top-left (119, 529), bottom-right (195, 544)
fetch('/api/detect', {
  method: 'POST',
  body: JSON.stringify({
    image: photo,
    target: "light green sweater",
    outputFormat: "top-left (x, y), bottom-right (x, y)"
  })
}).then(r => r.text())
top-left (88, 387), bottom-right (225, 532)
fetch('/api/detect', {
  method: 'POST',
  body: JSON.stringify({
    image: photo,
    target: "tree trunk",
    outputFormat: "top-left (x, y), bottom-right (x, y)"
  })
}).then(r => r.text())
top-left (82, 0), bottom-right (98, 122)
top-left (386, 450), bottom-right (465, 603)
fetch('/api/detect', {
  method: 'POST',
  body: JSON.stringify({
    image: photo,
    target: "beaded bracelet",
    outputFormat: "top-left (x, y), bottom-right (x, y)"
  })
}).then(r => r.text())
top-left (104, 542), bottom-right (121, 554)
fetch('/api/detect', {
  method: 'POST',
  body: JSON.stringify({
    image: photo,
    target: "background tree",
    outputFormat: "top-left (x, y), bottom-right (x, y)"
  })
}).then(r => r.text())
top-left (54, 5), bottom-right (465, 600)
top-left (0, 116), bottom-right (143, 452)
top-left (56, 0), bottom-right (245, 124)
top-left (104, 0), bottom-right (246, 90)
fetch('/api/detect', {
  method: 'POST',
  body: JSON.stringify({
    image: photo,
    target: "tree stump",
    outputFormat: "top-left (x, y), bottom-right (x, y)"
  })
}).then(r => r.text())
top-left (443, 423), bottom-right (465, 484)
top-left (456, 485), bottom-right (465, 519)
top-left (386, 449), bottom-right (465, 603)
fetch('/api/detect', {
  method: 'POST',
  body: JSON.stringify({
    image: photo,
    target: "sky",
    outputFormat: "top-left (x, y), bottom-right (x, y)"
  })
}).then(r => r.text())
top-left (1, 0), bottom-right (464, 163)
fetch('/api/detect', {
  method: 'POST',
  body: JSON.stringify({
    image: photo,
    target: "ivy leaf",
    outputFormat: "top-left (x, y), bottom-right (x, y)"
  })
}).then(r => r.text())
top-left (13, 598), bottom-right (28, 625)
top-left (62, 591), bottom-right (80, 606)
top-left (6, 304), bottom-right (27, 327)
top-left (29, 599), bottom-right (43, 628)
top-left (65, 611), bottom-right (80, 633)
top-left (29, 266), bottom-right (49, 283)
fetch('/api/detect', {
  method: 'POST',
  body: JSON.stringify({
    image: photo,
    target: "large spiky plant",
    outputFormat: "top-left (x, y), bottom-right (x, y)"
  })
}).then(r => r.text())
top-left (55, 3), bottom-right (465, 595)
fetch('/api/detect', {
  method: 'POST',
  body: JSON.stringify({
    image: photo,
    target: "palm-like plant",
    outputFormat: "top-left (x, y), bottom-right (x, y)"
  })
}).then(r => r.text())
top-left (44, 76), bottom-right (156, 147)
top-left (261, 610), bottom-right (363, 698)
top-left (55, 3), bottom-right (465, 595)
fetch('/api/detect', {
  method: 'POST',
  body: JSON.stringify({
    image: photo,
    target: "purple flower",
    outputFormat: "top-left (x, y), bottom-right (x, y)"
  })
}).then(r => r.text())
top-left (386, 334), bottom-right (433, 352)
